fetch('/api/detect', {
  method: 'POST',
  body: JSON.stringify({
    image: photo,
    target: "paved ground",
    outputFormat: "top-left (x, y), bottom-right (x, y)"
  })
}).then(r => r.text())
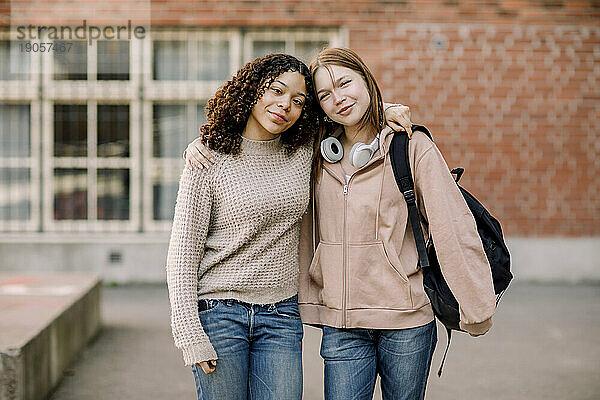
top-left (49, 283), bottom-right (600, 400)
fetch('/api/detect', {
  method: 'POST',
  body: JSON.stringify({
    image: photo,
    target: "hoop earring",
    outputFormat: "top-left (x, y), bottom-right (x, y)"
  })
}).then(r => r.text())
top-left (323, 115), bottom-right (333, 123)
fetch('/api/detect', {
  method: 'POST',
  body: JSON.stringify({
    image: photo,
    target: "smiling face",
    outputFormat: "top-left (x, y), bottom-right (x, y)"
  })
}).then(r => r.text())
top-left (314, 64), bottom-right (371, 128)
top-left (244, 70), bottom-right (307, 140)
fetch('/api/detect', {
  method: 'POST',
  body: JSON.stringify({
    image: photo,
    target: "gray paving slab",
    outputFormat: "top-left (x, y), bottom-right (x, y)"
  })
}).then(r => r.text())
top-left (48, 284), bottom-right (600, 400)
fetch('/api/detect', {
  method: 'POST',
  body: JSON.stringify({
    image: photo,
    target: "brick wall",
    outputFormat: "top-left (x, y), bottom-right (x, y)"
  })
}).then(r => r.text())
top-left (3, 0), bottom-right (599, 236)
top-left (385, 23), bottom-right (599, 237)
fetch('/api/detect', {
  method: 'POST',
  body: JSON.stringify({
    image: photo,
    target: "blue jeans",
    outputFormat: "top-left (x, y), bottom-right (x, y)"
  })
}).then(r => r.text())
top-left (320, 321), bottom-right (437, 400)
top-left (191, 295), bottom-right (303, 400)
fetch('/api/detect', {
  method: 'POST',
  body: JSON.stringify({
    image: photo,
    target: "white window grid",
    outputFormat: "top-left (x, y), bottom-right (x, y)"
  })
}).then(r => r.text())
top-left (141, 29), bottom-right (242, 232)
top-left (42, 100), bottom-right (141, 232)
top-left (242, 28), bottom-right (343, 64)
top-left (40, 30), bottom-right (142, 232)
top-left (1, 28), bottom-right (343, 234)
top-left (143, 28), bottom-right (340, 232)
top-left (142, 30), bottom-right (241, 101)
top-left (0, 30), bottom-right (41, 232)
top-left (142, 101), bottom-right (209, 232)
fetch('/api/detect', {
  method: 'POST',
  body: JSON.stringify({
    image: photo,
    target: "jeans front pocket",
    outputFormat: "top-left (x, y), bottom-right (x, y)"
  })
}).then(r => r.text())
top-left (274, 300), bottom-right (302, 320)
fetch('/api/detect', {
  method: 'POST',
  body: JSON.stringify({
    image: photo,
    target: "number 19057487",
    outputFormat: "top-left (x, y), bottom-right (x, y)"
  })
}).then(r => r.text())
top-left (19, 42), bottom-right (72, 52)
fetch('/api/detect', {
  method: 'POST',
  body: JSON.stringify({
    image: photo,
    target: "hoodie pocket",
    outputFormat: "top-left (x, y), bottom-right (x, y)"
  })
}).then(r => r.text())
top-left (347, 241), bottom-right (413, 309)
top-left (308, 242), bottom-right (343, 309)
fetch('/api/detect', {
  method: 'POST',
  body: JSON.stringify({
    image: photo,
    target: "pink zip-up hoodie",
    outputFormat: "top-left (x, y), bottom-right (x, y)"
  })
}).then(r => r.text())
top-left (298, 128), bottom-right (495, 335)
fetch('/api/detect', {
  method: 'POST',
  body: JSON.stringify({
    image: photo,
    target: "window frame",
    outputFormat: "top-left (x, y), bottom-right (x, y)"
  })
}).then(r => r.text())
top-left (40, 29), bottom-right (142, 232)
top-left (243, 28), bottom-right (342, 64)
top-left (142, 29), bottom-right (241, 232)
top-left (1, 27), bottom-right (343, 234)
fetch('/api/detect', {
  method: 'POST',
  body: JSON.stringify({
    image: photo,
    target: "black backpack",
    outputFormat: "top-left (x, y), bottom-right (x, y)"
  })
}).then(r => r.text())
top-left (389, 125), bottom-right (512, 376)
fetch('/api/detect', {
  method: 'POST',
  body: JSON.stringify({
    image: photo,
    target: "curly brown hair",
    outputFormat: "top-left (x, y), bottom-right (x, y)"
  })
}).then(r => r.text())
top-left (200, 54), bottom-right (320, 154)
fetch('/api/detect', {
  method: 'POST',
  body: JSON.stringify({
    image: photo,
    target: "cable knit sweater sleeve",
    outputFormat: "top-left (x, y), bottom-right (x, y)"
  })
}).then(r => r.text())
top-left (166, 165), bottom-right (218, 366)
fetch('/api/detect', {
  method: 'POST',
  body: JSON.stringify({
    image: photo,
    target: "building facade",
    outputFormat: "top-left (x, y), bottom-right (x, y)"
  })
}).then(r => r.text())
top-left (0, 0), bottom-right (598, 282)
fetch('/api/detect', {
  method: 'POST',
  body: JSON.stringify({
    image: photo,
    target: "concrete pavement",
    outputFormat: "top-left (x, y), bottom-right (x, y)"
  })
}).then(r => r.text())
top-left (48, 284), bottom-right (600, 400)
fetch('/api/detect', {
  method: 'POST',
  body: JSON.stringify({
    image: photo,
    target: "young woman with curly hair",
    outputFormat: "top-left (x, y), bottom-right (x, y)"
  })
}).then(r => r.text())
top-left (166, 53), bottom-right (320, 400)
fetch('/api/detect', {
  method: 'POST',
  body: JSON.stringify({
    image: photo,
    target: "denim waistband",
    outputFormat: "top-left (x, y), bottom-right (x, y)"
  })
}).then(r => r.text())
top-left (199, 294), bottom-right (298, 311)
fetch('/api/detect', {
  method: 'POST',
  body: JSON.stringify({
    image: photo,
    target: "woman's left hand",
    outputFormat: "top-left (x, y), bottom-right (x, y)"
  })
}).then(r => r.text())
top-left (384, 104), bottom-right (413, 138)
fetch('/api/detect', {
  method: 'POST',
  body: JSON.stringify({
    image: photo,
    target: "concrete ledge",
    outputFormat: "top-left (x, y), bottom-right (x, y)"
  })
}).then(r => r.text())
top-left (507, 237), bottom-right (600, 283)
top-left (0, 274), bottom-right (101, 400)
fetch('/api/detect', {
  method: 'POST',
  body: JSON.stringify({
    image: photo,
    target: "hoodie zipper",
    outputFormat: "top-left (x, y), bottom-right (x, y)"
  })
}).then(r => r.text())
top-left (323, 166), bottom-right (349, 328)
top-left (323, 149), bottom-right (386, 328)
top-left (342, 182), bottom-right (348, 328)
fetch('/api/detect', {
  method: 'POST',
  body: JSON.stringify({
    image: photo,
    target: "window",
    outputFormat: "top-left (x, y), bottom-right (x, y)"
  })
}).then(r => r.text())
top-left (53, 40), bottom-right (87, 81)
top-left (0, 28), bottom-right (340, 233)
top-left (50, 104), bottom-right (132, 223)
top-left (0, 40), bottom-right (31, 80)
top-left (39, 27), bottom-right (140, 232)
top-left (149, 102), bottom-right (206, 225)
top-left (252, 40), bottom-right (286, 59)
top-left (54, 104), bottom-right (87, 157)
top-left (98, 41), bottom-right (130, 81)
top-left (0, 104), bottom-right (30, 158)
top-left (142, 30), bottom-right (240, 231)
top-left (0, 104), bottom-right (32, 223)
top-left (153, 39), bottom-right (230, 81)
top-left (0, 102), bottom-right (40, 231)
top-left (48, 103), bottom-right (134, 230)
top-left (50, 39), bottom-right (131, 82)
top-left (243, 29), bottom-right (338, 64)
top-left (54, 168), bottom-right (87, 220)
top-left (153, 40), bottom-right (187, 80)
top-left (0, 30), bottom-right (40, 232)
top-left (98, 105), bottom-right (130, 157)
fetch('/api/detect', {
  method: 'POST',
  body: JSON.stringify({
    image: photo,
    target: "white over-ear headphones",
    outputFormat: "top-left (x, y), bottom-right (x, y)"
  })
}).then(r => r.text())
top-left (320, 128), bottom-right (344, 163)
top-left (320, 129), bottom-right (380, 168)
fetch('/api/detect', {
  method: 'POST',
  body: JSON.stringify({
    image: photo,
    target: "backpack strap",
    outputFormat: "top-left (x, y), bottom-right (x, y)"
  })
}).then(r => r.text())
top-left (389, 128), bottom-right (430, 268)
top-left (438, 327), bottom-right (452, 377)
top-left (390, 125), bottom-right (454, 378)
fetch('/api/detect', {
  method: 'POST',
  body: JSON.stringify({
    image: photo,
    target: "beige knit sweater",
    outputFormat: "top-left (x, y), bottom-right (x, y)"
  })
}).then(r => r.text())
top-left (166, 136), bottom-right (312, 365)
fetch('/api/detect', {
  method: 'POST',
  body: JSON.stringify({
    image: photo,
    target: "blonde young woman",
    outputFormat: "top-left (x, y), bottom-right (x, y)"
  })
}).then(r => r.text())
top-left (298, 48), bottom-right (495, 400)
